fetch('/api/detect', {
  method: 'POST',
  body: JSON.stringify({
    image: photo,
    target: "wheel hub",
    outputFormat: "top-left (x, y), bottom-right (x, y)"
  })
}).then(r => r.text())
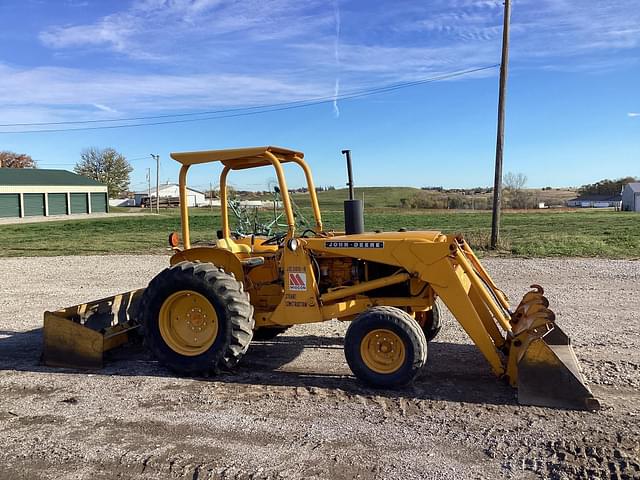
top-left (187, 308), bottom-right (207, 329)
top-left (159, 290), bottom-right (219, 356)
top-left (360, 329), bottom-right (406, 374)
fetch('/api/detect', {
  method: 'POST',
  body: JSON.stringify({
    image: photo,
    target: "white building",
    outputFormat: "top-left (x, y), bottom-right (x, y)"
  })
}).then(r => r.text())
top-left (109, 198), bottom-right (136, 207)
top-left (566, 195), bottom-right (622, 209)
top-left (622, 183), bottom-right (640, 212)
top-left (133, 184), bottom-right (206, 207)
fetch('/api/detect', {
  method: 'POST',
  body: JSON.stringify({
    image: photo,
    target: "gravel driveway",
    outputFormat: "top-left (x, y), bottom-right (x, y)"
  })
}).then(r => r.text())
top-left (0, 255), bottom-right (638, 479)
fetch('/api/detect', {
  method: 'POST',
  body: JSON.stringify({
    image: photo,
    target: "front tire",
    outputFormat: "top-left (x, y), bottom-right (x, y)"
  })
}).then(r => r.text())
top-left (344, 306), bottom-right (427, 388)
top-left (140, 261), bottom-right (254, 375)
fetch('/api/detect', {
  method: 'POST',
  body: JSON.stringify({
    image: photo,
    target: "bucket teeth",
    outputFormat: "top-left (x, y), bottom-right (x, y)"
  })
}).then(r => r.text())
top-left (511, 286), bottom-right (556, 336)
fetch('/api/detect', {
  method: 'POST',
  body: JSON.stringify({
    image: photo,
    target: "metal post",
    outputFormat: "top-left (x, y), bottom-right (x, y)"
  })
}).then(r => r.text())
top-left (342, 149), bottom-right (355, 200)
top-left (151, 154), bottom-right (160, 213)
top-left (490, 0), bottom-right (511, 249)
top-left (146, 168), bottom-right (151, 209)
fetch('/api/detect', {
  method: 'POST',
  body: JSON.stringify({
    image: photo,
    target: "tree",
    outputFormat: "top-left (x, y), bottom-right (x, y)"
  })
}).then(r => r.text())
top-left (0, 151), bottom-right (37, 168)
top-left (503, 171), bottom-right (527, 191)
top-left (503, 172), bottom-right (530, 209)
top-left (75, 147), bottom-right (133, 198)
top-left (578, 177), bottom-right (637, 196)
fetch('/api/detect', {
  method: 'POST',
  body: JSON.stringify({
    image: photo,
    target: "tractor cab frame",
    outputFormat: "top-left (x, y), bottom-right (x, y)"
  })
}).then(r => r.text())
top-left (172, 146), bottom-right (323, 252)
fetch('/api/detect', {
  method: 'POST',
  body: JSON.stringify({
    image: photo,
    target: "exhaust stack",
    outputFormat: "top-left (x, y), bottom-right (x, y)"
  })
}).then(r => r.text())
top-left (342, 149), bottom-right (364, 235)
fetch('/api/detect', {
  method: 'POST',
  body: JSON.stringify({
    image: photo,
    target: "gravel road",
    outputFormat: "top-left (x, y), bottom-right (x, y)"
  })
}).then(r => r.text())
top-left (0, 255), bottom-right (638, 479)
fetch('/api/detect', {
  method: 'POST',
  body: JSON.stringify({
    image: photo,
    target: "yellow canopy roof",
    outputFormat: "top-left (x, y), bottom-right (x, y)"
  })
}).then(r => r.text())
top-left (170, 146), bottom-right (304, 169)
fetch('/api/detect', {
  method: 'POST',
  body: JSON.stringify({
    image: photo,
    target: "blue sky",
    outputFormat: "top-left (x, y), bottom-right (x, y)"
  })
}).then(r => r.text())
top-left (0, 0), bottom-right (638, 192)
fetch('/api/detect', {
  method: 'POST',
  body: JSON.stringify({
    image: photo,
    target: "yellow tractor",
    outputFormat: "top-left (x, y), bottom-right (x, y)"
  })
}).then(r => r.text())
top-left (43, 146), bottom-right (599, 410)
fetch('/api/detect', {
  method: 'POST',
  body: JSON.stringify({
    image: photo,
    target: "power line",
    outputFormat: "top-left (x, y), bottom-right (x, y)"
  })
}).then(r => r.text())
top-left (0, 65), bottom-right (496, 128)
top-left (0, 65), bottom-right (498, 135)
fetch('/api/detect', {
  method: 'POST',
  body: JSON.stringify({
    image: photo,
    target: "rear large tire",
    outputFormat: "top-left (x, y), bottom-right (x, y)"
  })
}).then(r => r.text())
top-left (140, 261), bottom-right (254, 375)
top-left (344, 306), bottom-right (427, 388)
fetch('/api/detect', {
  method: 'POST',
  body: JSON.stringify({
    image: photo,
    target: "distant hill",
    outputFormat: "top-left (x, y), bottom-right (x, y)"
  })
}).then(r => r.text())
top-left (290, 186), bottom-right (576, 210)
top-left (291, 187), bottom-right (420, 210)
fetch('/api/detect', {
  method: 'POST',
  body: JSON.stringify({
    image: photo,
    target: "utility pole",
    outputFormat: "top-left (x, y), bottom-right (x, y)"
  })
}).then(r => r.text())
top-left (490, 0), bottom-right (511, 249)
top-left (151, 154), bottom-right (160, 214)
top-left (146, 168), bottom-right (151, 208)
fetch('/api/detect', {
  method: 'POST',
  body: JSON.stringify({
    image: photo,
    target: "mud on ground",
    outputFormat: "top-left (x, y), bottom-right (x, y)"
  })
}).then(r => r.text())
top-left (0, 256), bottom-right (638, 479)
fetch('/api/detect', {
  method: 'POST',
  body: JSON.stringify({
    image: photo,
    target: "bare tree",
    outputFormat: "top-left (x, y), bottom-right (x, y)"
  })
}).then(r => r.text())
top-left (503, 172), bottom-right (527, 191)
top-left (0, 151), bottom-right (37, 168)
top-left (503, 172), bottom-right (529, 209)
top-left (75, 147), bottom-right (133, 198)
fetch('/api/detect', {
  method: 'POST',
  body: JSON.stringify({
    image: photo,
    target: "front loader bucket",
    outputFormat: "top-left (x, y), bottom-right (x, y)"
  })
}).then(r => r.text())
top-left (43, 289), bottom-right (144, 369)
top-left (509, 287), bottom-right (600, 411)
top-left (517, 325), bottom-right (599, 410)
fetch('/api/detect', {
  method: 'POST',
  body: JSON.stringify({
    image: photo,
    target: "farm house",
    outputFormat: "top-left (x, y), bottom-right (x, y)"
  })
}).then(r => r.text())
top-left (0, 168), bottom-right (108, 218)
top-left (133, 183), bottom-right (205, 207)
top-left (622, 183), bottom-right (640, 212)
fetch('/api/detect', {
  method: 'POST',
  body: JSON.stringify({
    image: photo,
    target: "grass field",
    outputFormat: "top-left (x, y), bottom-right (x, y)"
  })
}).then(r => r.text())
top-left (1, 207), bottom-right (638, 258)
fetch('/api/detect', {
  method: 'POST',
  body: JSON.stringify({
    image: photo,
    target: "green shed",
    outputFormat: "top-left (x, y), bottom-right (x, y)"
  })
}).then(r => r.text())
top-left (0, 168), bottom-right (108, 219)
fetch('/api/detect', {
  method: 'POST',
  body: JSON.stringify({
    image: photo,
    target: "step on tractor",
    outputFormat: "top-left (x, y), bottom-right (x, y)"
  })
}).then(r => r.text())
top-left (43, 146), bottom-right (599, 410)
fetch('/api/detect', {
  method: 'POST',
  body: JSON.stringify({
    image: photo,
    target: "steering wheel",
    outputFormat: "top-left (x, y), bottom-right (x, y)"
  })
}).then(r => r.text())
top-left (262, 232), bottom-right (287, 246)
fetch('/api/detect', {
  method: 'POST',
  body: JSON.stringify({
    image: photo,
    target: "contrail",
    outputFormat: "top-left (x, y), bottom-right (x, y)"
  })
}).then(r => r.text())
top-left (333, 0), bottom-right (341, 118)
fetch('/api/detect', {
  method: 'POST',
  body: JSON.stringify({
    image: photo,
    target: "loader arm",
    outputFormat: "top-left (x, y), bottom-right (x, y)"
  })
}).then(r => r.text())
top-left (308, 232), bottom-right (599, 410)
top-left (420, 238), bottom-right (599, 410)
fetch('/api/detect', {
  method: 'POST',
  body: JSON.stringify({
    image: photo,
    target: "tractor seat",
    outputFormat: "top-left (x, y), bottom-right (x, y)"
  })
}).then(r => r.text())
top-left (216, 237), bottom-right (252, 254)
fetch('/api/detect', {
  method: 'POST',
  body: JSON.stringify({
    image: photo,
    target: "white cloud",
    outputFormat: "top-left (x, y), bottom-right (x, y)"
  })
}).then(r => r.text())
top-left (92, 103), bottom-right (118, 114)
top-left (39, 0), bottom-right (331, 60)
top-left (0, 62), bottom-right (331, 127)
top-left (1, 0), bottom-right (636, 126)
top-left (629, 112), bottom-right (640, 117)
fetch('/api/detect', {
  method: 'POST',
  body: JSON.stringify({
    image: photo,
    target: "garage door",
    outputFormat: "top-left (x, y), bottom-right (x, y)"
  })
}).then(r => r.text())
top-left (0, 193), bottom-right (20, 218)
top-left (23, 193), bottom-right (45, 217)
top-left (90, 192), bottom-right (107, 213)
top-left (70, 193), bottom-right (88, 214)
top-left (48, 193), bottom-right (68, 216)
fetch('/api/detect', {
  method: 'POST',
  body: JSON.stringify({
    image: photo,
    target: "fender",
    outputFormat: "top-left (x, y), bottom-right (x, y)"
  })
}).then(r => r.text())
top-left (170, 247), bottom-right (245, 283)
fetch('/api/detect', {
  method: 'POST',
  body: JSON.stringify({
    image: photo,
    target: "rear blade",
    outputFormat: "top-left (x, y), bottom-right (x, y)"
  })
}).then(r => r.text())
top-left (517, 325), bottom-right (600, 411)
top-left (42, 289), bottom-right (144, 369)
